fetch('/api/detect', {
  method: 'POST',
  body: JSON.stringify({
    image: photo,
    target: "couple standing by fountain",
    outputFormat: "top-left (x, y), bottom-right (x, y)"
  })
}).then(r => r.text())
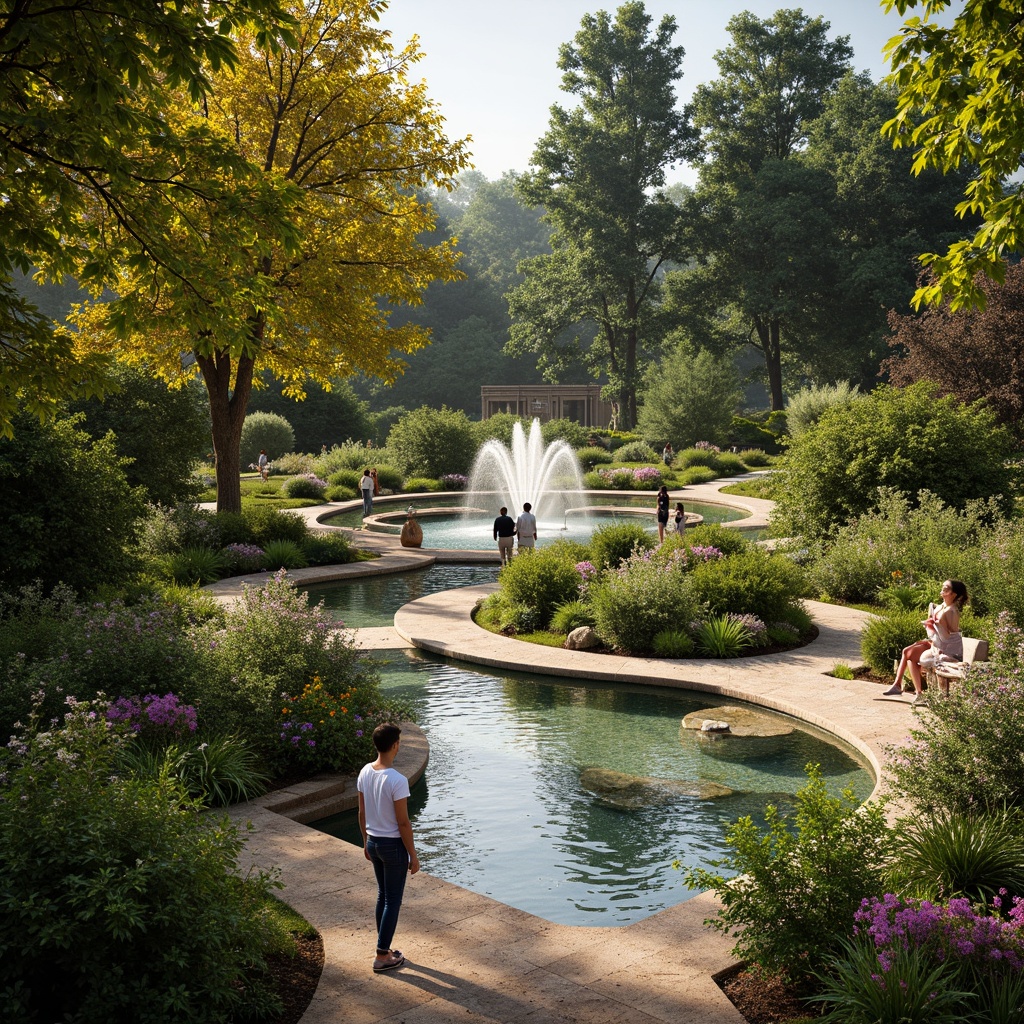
top-left (492, 503), bottom-right (537, 564)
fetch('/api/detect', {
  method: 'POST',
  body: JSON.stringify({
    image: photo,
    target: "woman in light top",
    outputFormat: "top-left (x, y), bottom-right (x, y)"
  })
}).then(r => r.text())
top-left (883, 579), bottom-right (967, 704)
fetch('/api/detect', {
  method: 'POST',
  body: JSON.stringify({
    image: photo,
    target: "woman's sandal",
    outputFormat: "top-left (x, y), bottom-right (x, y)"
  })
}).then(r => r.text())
top-left (373, 951), bottom-right (405, 973)
top-left (881, 682), bottom-right (904, 696)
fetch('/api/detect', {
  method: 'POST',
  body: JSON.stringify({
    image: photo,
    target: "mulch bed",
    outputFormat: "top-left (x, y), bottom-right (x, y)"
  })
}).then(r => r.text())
top-left (266, 932), bottom-right (324, 1024)
top-left (720, 969), bottom-right (822, 1024)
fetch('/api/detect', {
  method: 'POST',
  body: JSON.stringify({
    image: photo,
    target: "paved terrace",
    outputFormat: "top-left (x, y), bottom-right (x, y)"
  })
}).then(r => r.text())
top-left (223, 480), bottom-right (917, 1024)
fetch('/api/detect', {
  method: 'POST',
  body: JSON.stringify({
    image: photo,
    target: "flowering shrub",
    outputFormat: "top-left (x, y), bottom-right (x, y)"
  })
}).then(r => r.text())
top-left (575, 560), bottom-right (598, 595)
top-left (221, 542), bottom-right (265, 576)
top-left (106, 692), bottom-right (198, 741)
top-left (689, 544), bottom-right (724, 563)
top-left (630, 466), bottom-right (663, 489)
top-left (597, 467), bottom-right (637, 490)
top-left (688, 547), bottom-right (807, 626)
top-left (440, 473), bottom-right (468, 490)
top-left (283, 472), bottom-right (328, 500)
top-left (694, 441), bottom-right (721, 452)
top-left (278, 676), bottom-right (376, 772)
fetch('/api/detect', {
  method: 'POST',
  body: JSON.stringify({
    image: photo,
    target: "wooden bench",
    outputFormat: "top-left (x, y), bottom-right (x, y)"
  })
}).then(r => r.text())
top-left (925, 637), bottom-right (989, 695)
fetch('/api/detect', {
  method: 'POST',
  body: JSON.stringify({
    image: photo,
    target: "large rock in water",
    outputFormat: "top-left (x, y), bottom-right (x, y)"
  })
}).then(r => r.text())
top-left (579, 767), bottom-right (733, 809)
top-left (681, 705), bottom-right (794, 760)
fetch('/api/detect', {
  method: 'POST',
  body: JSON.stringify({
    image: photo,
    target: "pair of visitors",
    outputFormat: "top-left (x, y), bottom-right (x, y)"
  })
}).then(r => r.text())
top-left (493, 507), bottom-right (516, 564)
top-left (360, 468), bottom-right (374, 517)
top-left (882, 579), bottom-right (968, 704)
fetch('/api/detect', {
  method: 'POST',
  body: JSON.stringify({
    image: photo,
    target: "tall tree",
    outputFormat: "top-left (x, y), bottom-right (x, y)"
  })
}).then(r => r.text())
top-left (685, 9), bottom-right (852, 409)
top-left (507, 2), bottom-right (697, 430)
top-left (883, 0), bottom-right (1024, 311)
top-left (0, 0), bottom-right (292, 435)
top-left (73, 0), bottom-right (470, 512)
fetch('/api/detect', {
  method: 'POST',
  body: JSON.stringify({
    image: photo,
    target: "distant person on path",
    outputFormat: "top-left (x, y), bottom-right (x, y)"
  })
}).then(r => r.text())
top-left (357, 723), bottom-right (419, 973)
top-left (662, 442), bottom-right (674, 466)
top-left (673, 501), bottom-right (686, 536)
top-left (493, 506), bottom-right (516, 565)
top-left (883, 579), bottom-right (967, 704)
top-left (656, 485), bottom-right (670, 542)
top-left (360, 468), bottom-right (374, 517)
top-left (515, 502), bottom-right (537, 552)
top-left (257, 449), bottom-right (269, 481)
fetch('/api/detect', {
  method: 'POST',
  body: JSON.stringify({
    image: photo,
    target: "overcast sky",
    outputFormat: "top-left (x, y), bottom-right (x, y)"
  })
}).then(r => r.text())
top-left (377, 0), bottom-right (953, 187)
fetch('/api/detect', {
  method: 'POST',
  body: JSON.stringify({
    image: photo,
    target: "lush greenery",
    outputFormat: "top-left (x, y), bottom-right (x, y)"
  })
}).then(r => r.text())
top-left (479, 525), bottom-right (808, 656)
top-left (386, 405), bottom-right (479, 478)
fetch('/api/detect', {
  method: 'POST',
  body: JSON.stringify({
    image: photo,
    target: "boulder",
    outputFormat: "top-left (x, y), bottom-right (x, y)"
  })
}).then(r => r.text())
top-left (681, 706), bottom-right (794, 760)
top-left (565, 626), bottom-right (601, 650)
top-left (579, 767), bottom-right (733, 810)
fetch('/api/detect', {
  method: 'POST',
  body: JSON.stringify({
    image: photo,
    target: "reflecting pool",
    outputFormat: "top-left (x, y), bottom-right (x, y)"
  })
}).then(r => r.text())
top-left (314, 650), bottom-right (873, 927)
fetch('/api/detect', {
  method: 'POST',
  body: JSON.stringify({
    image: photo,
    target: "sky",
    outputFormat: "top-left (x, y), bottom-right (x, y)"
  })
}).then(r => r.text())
top-left (376, 0), bottom-right (928, 188)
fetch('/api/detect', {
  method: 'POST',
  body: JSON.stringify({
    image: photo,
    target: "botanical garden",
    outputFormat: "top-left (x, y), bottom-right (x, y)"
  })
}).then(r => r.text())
top-left (3, 0), bottom-right (1024, 1022)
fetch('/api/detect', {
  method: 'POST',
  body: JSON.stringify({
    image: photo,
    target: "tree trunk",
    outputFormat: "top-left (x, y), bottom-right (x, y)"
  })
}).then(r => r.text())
top-left (754, 318), bottom-right (785, 411)
top-left (199, 348), bottom-right (256, 514)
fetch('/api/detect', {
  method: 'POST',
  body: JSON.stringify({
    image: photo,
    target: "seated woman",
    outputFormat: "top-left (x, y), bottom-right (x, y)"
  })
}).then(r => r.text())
top-left (883, 579), bottom-right (967, 704)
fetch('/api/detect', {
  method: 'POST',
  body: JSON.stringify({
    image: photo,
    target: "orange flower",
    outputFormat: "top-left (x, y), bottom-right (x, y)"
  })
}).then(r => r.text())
top-left (329, 711), bottom-right (335, 717)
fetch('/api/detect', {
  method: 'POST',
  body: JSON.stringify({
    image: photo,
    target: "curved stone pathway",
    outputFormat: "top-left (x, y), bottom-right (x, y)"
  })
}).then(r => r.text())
top-left (225, 479), bottom-right (916, 1024)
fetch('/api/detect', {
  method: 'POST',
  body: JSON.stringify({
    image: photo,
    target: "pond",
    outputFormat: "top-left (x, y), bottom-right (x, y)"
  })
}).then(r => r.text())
top-left (303, 564), bottom-right (500, 628)
top-left (314, 650), bottom-right (874, 927)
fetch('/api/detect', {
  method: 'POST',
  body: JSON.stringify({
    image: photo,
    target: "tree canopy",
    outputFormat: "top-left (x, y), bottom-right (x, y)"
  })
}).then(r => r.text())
top-left (508, 1), bottom-right (696, 429)
top-left (0, 0), bottom-right (293, 435)
top-left (71, 0), bottom-right (471, 511)
top-left (883, 0), bottom-right (1024, 310)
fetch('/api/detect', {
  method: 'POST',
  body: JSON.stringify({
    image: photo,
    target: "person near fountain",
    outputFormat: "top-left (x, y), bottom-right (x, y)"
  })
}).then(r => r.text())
top-left (357, 723), bottom-right (419, 973)
top-left (493, 506), bottom-right (516, 564)
top-left (656, 485), bottom-right (670, 542)
top-left (360, 468), bottom-right (374, 517)
top-left (515, 502), bottom-right (537, 552)
top-left (882, 579), bottom-right (967, 704)
top-left (662, 442), bottom-right (674, 466)
top-left (674, 501), bottom-right (686, 536)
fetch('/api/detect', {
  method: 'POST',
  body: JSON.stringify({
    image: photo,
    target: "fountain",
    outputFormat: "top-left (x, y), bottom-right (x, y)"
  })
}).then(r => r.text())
top-left (467, 418), bottom-right (586, 527)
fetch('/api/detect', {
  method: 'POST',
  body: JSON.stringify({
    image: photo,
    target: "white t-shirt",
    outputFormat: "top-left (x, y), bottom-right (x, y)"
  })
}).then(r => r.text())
top-left (357, 763), bottom-right (410, 838)
top-left (360, 474), bottom-right (373, 493)
top-left (516, 512), bottom-right (537, 544)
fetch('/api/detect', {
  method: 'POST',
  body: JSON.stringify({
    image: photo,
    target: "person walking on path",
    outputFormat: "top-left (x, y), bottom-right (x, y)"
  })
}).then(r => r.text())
top-left (357, 723), bottom-right (420, 973)
top-left (257, 449), bottom-right (269, 481)
top-left (656, 485), bottom-right (670, 542)
top-left (882, 579), bottom-right (967, 704)
top-left (360, 468), bottom-right (374, 518)
top-left (673, 501), bottom-right (686, 536)
top-left (515, 502), bottom-right (537, 552)
top-left (493, 506), bottom-right (516, 565)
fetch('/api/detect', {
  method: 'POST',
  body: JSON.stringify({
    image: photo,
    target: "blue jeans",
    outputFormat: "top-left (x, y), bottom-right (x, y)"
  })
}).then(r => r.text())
top-left (366, 835), bottom-right (408, 952)
top-left (362, 490), bottom-right (373, 516)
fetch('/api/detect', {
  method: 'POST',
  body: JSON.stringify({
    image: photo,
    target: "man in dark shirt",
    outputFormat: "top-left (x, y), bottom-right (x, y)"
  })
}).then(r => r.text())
top-left (493, 506), bottom-right (516, 565)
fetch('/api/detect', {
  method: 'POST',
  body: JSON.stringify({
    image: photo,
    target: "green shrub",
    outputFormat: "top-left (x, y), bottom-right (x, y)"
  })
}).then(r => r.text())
top-left (328, 468), bottom-right (362, 490)
top-left (325, 484), bottom-right (357, 501)
top-left (652, 629), bottom-right (695, 658)
top-left (614, 439), bottom-right (659, 462)
top-left (677, 466), bottom-right (718, 485)
top-left (729, 416), bottom-right (780, 452)
top-left (595, 466), bottom-right (640, 489)
top-left (473, 413), bottom-right (527, 447)
top-left (262, 539), bottom-right (308, 570)
top-left (550, 599), bottom-right (596, 634)
top-left (207, 509), bottom-right (253, 547)
top-left (739, 448), bottom-right (771, 468)
top-left (271, 451), bottom-right (314, 476)
top-left (481, 592), bottom-right (541, 634)
top-left (583, 470), bottom-right (606, 489)
top-left (316, 441), bottom-right (374, 474)
top-left (283, 473), bottom-right (328, 500)
top-left (676, 446), bottom-right (721, 469)
top-left (402, 476), bottom-right (441, 493)
top-left (0, 702), bottom-right (281, 1023)
top-left (373, 464), bottom-right (404, 492)
top-left (773, 383), bottom-right (1017, 541)
top-left (887, 809), bottom-right (1024, 905)
top-left (831, 663), bottom-right (855, 680)
top-left (685, 523), bottom-right (748, 557)
top-left (387, 405), bottom-right (477, 477)
top-left (164, 545), bottom-right (227, 585)
top-left (577, 446), bottom-right (614, 469)
top-left (693, 615), bottom-right (755, 658)
top-left (714, 451), bottom-right (747, 476)
top-left (860, 609), bottom-right (924, 679)
top-left (688, 548), bottom-right (805, 625)
top-left (682, 765), bottom-right (890, 983)
top-left (785, 381), bottom-right (860, 439)
top-left (301, 531), bottom-right (353, 567)
top-left (498, 548), bottom-right (582, 628)
top-left (590, 554), bottom-right (695, 654)
top-left (540, 417), bottom-right (591, 449)
top-left (240, 410), bottom-right (295, 466)
top-left (589, 521), bottom-right (655, 570)
top-left (244, 505), bottom-right (309, 546)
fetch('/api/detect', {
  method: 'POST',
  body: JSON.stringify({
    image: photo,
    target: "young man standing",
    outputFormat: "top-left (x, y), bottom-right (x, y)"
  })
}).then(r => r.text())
top-left (493, 506), bottom-right (516, 564)
top-left (357, 723), bottom-right (420, 973)
top-left (515, 502), bottom-right (537, 553)
top-left (360, 468), bottom-right (374, 517)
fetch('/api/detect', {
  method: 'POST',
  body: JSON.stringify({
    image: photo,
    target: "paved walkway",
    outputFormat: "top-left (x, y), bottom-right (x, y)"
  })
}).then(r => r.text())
top-left (223, 480), bottom-right (917, 1024)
